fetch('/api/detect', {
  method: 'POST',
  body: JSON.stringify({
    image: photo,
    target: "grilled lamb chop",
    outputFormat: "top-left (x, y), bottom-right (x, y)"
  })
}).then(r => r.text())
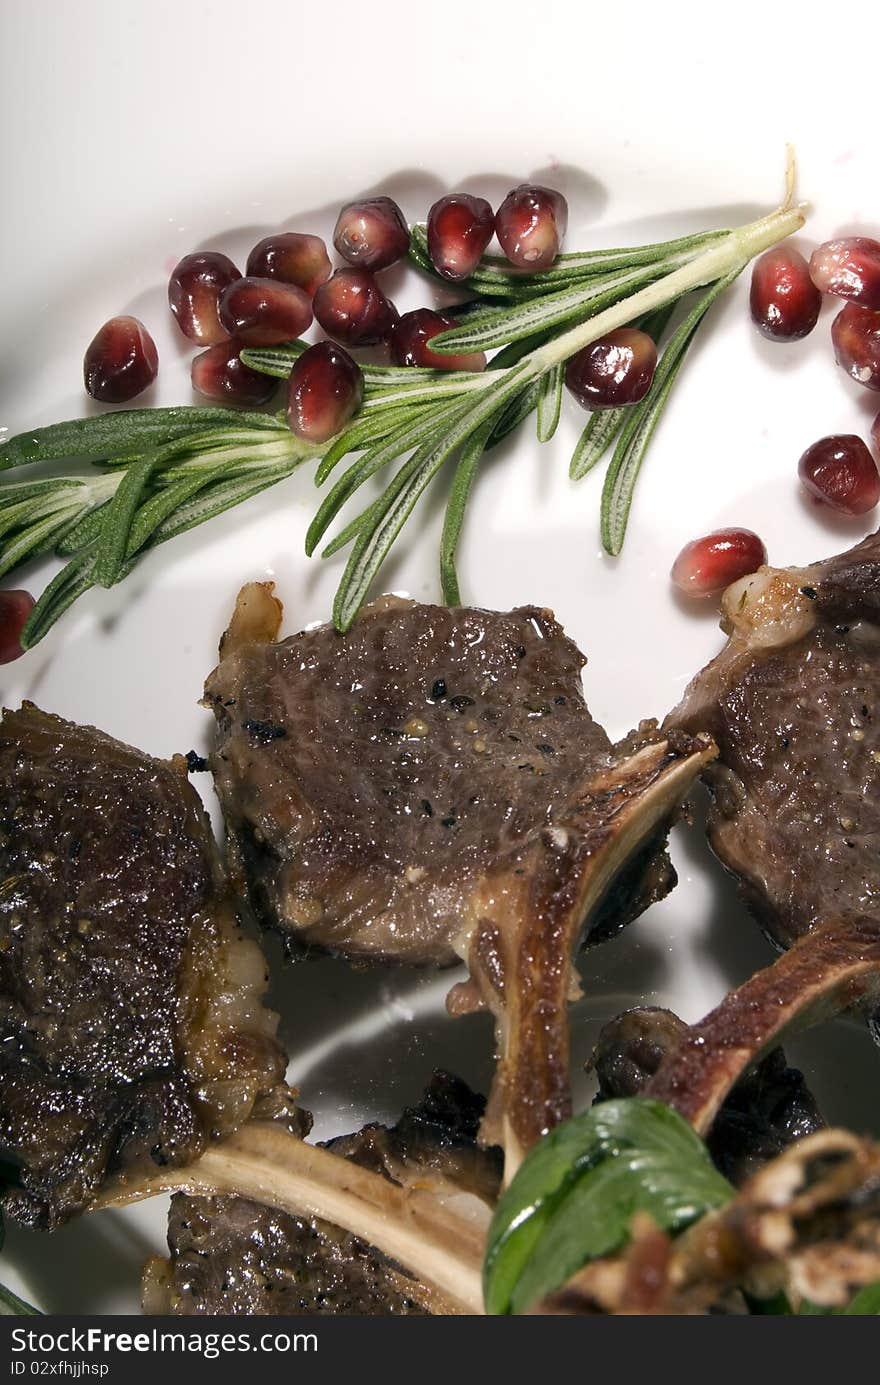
top-left (143, 1072), bottom-right (501, 1316)
top-left (667, 530), bottom-right (880, 950)
top-left (591, 1007), bottom-right (823, 1184)
top-left (206, 585), bottom-right (714, 1168)
top-left (0, 703), bottom-right (286, 1228)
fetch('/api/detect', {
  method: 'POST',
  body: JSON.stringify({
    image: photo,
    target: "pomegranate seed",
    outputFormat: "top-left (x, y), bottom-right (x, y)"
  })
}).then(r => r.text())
top-left (391, 309), bottom-right (486, 372)
top-left (168, 252), bottom-right (241, 345)
top-left (218, 277), bottom-right (312, 346)
top-left (809, 237), bottom-right (880, 311)
top-left (83, 317), bottom-right (158, 403)
top-left (287, 342), bottom-right (364, 444)
top-left (798, 434), bottom-right (880, 516)
top-left (191, 341), bottom-right (277, 406)
top-left (0, 590), bottom-right (35, 663)
top-left (426, 194), bottom-right (495, 280)
top-left (671, 529), bottom-right (767, 597)
top-left (245, 233), bottom-right (331, 297)
top-left (873, 410), bottom-right (880, 459)
top-left (832, 304), bottom-right (880, 391)
top-left (333, 197), bottom-right (410, 272)
top-left (749, 247), bottom-right (821, 340)
top-left (313, 268), bottom-right (398, 346)
top-left (564, 328), bottom-right (657, 410)
top-left (495, 184), bottom-right (568, 270)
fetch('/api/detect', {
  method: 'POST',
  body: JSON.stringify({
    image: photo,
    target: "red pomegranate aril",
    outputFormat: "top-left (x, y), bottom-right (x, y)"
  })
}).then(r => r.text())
top-left (168, 251), bottom-right (241, 345)
top-left (426, 194), bottom-right (495, 280)
top-left (0, 589), bottom-right (35, 664)
top-left (495, 184), bottom-right (568, 271)
top-left (245, 233), bottom-right (331, 297)
top-left (798, 435), bottom-right (880, 516)
top-left (749, 247), bottom-right (822, 341)
top-left (809, 237), bottom-right (880, 311)
top-left (83, 317), bottom-right (158, 403)
top-left (333, 197), bottom-right (410, 272)
top-left (832, 304), bottom-right (880, 391)
top-left (218, 277), bottom-right (312, 347)
top-left (191, 342), bottom-right (277, 406)
top-left (391, 309), bottom-right (486, 372)
top-left (287, 342), bottom-right (364, 444)
top-left (313, 269), bottom-right (398, 346)
top-left (671, 529), bottom-right (767, 597)
top-left (564, 328), bottom-right (657, 410)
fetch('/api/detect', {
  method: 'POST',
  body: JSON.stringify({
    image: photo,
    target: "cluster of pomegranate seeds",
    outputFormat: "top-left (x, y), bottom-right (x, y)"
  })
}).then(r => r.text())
top-left (749, 247), bottom-right (822, 340)
top-left (191, 342), bottom-right (277, 406)
top-left (313, 268), bottom-right (398, 345)
top-left (427, 194), bottom-right (495, 281)
top-left (287, 342), bottom-right (364, 444)
top-left (832, 303), bottom-right (880, 391)
top-left (218, 277), bottom-right (313, 346)
top-left (809, 237), bottom-right (880, 310)
top-left (246, 232), bottom-right (331, 296)
top-left (798, 435), bottom-right (880, 516)
top-left (0, 589), bottom-right (35, 664)
top-left (671, 528), bottom-right (767, 597)
top-left (565, 328), bottom-right (657, 410)
top-left (333, 197), bottom-right (410, 272)
top-left (84, 317), bottom-right (159, 403)
top-left (168, 251), bottom-right (241, 345)
top-left (391, 309), bottom-right (486, 373)
top-left (494, 185), bottom-right (568, 270)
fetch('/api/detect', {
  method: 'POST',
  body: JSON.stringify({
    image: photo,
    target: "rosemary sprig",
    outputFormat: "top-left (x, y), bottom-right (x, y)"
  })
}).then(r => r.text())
top-left (0, 185), bottom-right (805, 646)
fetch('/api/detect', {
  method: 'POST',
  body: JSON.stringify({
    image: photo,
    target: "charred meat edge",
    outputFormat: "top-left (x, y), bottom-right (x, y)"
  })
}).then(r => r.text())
top-left (210, 584), bottom-right (716, 1178)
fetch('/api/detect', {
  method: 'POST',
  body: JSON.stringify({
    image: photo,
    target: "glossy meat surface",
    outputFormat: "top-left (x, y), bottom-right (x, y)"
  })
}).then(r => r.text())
top-left (0, 703), bottom-right (285, 1227)
top-left (207, 595), bottom-right (614, 966)
top-left (668, 531), bottom-right (880, 949)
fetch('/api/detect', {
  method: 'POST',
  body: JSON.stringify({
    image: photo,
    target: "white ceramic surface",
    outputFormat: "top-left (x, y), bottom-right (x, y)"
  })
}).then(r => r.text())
top-left (1, 0), bottom-right (879, 1313)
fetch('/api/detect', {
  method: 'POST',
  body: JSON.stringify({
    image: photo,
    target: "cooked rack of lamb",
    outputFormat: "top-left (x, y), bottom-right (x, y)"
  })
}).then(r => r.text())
top-left (4, 531), bottom-right (880, 1316)
top-left (205, 585), bottom-right (714, 1170)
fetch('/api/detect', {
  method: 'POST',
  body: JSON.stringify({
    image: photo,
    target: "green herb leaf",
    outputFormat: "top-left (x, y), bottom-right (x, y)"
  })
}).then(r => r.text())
top-left (0, 407), bottom-right (282, 471)
top-left (439, 418), bottom-right (495, 605)
top-left (600, 270), bottom-right (740, 555)
top-left (483, 1098), bottom-right (732, 1315)
top-left (536, 364), bottom-right (564, 443)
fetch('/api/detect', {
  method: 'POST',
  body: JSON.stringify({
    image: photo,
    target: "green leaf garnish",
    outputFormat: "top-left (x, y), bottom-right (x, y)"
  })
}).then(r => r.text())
top-left (483, 1098), bottom-right (732, 1315)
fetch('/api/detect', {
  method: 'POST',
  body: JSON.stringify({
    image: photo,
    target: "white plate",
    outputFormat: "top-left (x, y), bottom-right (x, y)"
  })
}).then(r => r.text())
top-left (2, 0), bottom-right (879, 1314)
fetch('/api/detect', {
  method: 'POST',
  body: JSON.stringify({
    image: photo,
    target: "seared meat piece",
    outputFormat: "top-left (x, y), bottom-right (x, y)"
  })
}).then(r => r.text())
top-left (645, 916), bottom-right (880, 1134)
top-left (206, 586), bottom-right (714, 1163)
top-left (591, 1007), bottom-right (823, 1185)
top-left (537, 1127), bottom-right (880, 1315)
top-left (668, 530), bottom-right (880, 950)
top-left (143, 1073), bottom-right (500, 1315)
top-left (0, 703), bottom-right (286, 1228)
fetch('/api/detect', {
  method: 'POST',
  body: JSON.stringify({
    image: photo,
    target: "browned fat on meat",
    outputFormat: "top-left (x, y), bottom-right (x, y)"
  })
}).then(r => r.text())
top-left (143, 1072), bottom-right (501, 1316)
top-left (667, 529), bottom-right (880, 951)
top-left (0, 703), bottom-right (286, 1228)
top-left (206, 586), bottom-right (715, 1162)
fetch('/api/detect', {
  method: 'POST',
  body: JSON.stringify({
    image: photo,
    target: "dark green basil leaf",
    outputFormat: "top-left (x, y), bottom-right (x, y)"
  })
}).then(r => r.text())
top-left (483, 1098), bottom-right (733, 1315)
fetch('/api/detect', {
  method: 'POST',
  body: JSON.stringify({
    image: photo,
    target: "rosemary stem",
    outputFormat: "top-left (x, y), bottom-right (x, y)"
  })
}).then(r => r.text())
top-left (527, 204), bottom-right (805, 375)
